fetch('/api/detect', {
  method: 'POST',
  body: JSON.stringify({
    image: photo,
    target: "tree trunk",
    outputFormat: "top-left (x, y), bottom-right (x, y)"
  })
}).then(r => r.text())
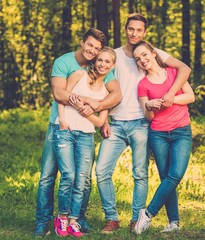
top-left (194, 0), bottom-right (202, 84)
top-left (96, 0), bottom-right (109, 42)
top-left (159, 0), bottom-right (168, 49)
top-left (181, 0), bottom-right (190, 66)
top-left (112, 0), bottom-right (121, 48)
top-left (61, 0), bottom-right (72, 53)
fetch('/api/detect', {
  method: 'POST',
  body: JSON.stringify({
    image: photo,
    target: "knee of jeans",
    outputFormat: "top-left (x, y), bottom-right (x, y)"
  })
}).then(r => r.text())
top-left (61, 172), bottom-right (75, 182)
top-left (168, 173), bottom-right (182, 186)
top-left (133, 166), bottom-right (148, 180)
top-left (96, 169), bottom-right (113, 183)
top-left (39, 171), bottom-right (57, 186)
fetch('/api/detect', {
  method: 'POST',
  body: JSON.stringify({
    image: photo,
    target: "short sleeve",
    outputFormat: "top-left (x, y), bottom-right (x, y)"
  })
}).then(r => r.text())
top-left (155, 48), bottom-right (170, 63)
top-left (104, 69), bottom-right (116, 84)
top-left (51, 58), bottom-right (70, 78)
top-left (138, 79), bottom-right (148, 97)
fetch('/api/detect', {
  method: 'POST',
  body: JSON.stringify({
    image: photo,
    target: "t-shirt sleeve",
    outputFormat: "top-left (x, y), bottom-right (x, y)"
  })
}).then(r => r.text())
top-left (104, 69), bottom-right (116, 84)
top-left (51, 57), bottom-right (70, 78)
top-left (138, 79), bottom-right (148, 97)
top-left (155, 48), bottom-right (170, 63)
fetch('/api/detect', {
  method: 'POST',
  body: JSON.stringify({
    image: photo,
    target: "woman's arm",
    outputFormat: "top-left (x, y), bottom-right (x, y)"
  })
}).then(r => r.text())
top-left (174, 82), bottom-right (195, 105)
top-left (139, 96), bottom-right (155, 121)
top-left (86, 110), bottom-right (109, 128)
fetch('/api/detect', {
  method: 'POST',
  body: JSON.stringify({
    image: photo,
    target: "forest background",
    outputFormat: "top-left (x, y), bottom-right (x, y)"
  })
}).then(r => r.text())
top-left (0, 0), bottom-right (205, 239)
top-left (0, 0), bottom-right (204, 114)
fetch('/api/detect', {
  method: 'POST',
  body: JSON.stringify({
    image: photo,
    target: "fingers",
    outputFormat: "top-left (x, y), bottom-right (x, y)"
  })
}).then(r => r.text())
top-left (100, 124), bottom-right (111, 138)
top-left (79, 105), bottom-right (94, 117)
top-left (69, 94), bottom-right (78, 105)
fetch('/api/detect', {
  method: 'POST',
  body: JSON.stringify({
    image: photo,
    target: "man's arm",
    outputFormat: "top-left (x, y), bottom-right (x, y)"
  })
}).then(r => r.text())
top-left (79, 79), bottom-right (122, 115)
top-left (102, 80), bottom-right (122, 109)
top-left (51, 76), bottom-right (71, 105)
top-left (163, 56), bottom-right (191, 107)
top-left (95, 80), bottom-right (122, 112)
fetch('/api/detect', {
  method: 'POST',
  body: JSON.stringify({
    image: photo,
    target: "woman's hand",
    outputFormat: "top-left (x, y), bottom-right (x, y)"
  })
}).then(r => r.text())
top-left (59, 118), bottom-right (72, 131)
top-left (146, 99), bottom-right (165, 111)
top-left (69, 94), bottom-right (84, 111)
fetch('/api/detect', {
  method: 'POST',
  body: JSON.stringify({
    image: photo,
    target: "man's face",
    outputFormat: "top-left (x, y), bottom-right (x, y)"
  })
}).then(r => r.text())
top-left (81, 36), bottom-right (102, 61)
top-left (125, 20), bottom-right (146, 45)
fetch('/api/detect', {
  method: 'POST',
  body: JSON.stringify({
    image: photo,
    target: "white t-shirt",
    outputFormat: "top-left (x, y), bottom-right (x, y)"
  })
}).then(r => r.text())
top-left (109, 47), bottom-right (170, 120)
top-left (55, 71), bottom-right (107, 133)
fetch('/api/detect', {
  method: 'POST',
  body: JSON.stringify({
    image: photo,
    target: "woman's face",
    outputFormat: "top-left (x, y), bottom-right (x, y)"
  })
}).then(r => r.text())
top-left (133, 45), bottom-right (156, 71)
top-left (95, 51), bottom-right (115, 75)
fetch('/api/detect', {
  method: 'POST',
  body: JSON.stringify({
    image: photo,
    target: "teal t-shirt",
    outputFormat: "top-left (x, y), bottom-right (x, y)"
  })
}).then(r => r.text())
top-left (49, 52), bottom-right (115, 123)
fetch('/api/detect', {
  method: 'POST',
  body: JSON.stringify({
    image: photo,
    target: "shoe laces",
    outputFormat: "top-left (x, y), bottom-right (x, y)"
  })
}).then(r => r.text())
top-left (71, 222), bottom-right (81, 232)
top-left (60, 218), bottom-right (68, 231)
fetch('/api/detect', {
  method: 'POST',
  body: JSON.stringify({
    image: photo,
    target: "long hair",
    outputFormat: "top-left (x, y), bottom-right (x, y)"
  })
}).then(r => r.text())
top-left (133, 41), bottom-right (167, 69)
top-left (87, 46), bottom-right (116, 84)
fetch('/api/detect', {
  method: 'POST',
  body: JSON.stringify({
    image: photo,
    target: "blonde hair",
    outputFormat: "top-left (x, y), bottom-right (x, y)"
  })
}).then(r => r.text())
top-left (88, 46), bottom-right (116, 83)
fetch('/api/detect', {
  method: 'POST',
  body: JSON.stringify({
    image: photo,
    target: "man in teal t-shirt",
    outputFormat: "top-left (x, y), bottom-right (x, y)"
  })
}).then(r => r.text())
top-left (35, 28), bottom-right (122, 237)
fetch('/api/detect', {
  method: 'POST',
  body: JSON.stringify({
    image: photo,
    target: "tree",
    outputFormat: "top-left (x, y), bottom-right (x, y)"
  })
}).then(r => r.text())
top-left (61, 0), bottom-right (72, 54)
top-left (193, 0), bottom-right (203, 85)
top-left (112, 0), bottom-right (121, 48)
top-left (96, 0), bottom-right (109, 42)
top-left (181, 0), bottom-right (190, 66)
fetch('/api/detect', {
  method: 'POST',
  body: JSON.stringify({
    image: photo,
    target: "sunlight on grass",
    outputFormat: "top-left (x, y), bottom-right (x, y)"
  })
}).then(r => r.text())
top-left (0, 109), bottom-right (205, 239)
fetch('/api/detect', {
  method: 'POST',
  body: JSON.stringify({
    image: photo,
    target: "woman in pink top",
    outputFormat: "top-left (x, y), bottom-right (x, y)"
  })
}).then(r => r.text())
top-left (132, 41), bottom-right (195, 234)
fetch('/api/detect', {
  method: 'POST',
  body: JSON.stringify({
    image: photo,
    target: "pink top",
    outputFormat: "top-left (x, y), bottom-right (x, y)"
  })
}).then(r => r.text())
top-left (138, 67), bottom-right (190, 131)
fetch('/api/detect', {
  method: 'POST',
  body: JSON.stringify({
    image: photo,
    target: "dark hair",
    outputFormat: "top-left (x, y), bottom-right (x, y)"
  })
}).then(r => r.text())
top-left (82, 28), bottom-right (107, 47)
top-left (133, 41), bottom-right (167, 68)
top-left (88, 46), bottom-right (116, 83)
top-left (125, 13), bottom-right (148, 30)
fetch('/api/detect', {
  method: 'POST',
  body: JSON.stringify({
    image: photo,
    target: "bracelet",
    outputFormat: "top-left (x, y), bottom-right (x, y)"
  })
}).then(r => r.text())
top-left (145, 102), bottom-right (152, 111)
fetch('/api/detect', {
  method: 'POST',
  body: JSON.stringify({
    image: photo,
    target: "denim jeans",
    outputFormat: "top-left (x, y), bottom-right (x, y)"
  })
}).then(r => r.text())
top-left (35, 123), bottom-right (58, 228)
top-left (96, 118), bottom-right (149, 222)
top-left (147, 125), bottom-right (192, 222)
top-left (35, 123), bottom-right (93, 230)
top-left (53, 125), bottom-right (94, 219)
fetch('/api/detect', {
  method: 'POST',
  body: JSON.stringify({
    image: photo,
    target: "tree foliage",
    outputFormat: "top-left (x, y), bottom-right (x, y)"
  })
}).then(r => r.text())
top-left (0, 0), bottom-right (204, 115)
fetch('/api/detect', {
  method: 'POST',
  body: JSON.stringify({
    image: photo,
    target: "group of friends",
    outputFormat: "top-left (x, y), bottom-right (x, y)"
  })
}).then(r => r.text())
top-left (34, 13), bottom-right (194, 238)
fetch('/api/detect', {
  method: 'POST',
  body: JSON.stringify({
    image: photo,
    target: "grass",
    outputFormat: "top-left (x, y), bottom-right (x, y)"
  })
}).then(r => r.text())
top-left (0, 108), bottom-right (205, 240)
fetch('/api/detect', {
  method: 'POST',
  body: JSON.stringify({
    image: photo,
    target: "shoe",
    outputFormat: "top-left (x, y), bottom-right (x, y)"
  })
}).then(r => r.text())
top-left (101, 220), bottom-right (120, 234)
top-left (160, 222), bottom-right (180, 233)
top-left (77, 219), bottom-right (91, 233)
top-left (67, 222), bottom-right (84, 238)
top-left (129, 221), bottom-right (137, 233)
top-left (134, 209), bottom-right (151, 234)
top-left (54, 215), bottom-right (70, 237)
top-left (35, 222), bottom-right (51, 238)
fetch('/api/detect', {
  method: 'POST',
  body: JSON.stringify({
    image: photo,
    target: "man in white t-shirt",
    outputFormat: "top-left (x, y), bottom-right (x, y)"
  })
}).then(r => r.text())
top-left (96, 13), bottom-right (191, 234)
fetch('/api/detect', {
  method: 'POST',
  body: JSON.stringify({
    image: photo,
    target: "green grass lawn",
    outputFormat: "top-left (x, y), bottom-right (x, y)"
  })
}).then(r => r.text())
top-left (0, 108), bottom-right (205, 240)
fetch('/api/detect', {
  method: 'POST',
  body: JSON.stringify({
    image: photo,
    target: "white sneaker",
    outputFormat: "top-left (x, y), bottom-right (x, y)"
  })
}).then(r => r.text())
top-left (160, 222), bottom-right (180, 233)
top-left (134, 209), bottom-right (152, 234)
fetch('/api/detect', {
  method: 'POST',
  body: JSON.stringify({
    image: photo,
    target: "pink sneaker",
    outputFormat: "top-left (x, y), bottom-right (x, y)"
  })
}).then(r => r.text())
top-left (67, 222), bottom-right (84, 238)
top-left (54, 215), bottom-right (70, 237)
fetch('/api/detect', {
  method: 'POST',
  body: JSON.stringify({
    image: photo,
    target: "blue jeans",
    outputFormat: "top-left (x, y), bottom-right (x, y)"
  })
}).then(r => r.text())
top-left (35, 123), bottom-right (93, 230)
top-left (53, 126), bottom-right (95, 219)
top-left (96, 118), bottom-right (149, 222)
top-left (147, 125), bottom-right (192, 222)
